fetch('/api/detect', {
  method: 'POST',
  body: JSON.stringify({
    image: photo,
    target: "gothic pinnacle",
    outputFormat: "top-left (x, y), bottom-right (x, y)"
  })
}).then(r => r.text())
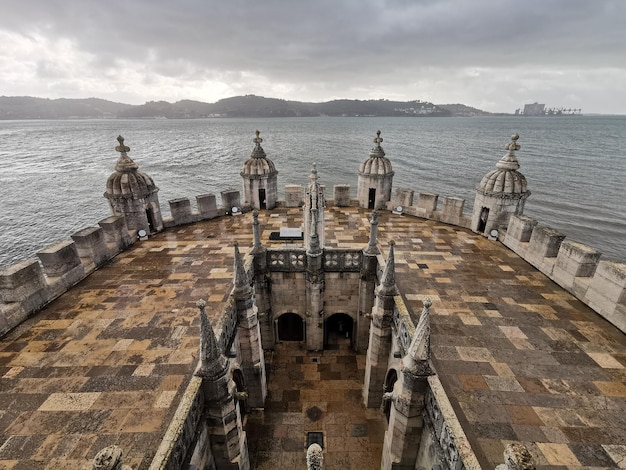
top-left (233, 242), bottom-right (250, 295)
top-left (195, 299), bottom-right (227, 379)
top-left (378, 241), bottom-right (399, 296)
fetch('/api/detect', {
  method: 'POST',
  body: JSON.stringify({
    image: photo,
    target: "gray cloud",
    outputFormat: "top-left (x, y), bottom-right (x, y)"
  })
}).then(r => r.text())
top-left (1, 0), bottom-right (625, 112)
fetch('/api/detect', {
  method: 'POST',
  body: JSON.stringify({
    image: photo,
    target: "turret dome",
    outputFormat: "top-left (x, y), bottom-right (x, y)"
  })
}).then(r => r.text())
top-left (241, 130), bottom-right (277, 177)
top-left (358, 130), bottom-right (393, 175)
top-left (477, 133), bottom-right (528, 195)
top-left (105, 136), bottom-right (159, 199)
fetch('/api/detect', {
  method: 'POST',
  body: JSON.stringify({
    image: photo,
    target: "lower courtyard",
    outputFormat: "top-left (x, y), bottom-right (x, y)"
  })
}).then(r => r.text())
top-left (247, 336), bottom-right (386, 470)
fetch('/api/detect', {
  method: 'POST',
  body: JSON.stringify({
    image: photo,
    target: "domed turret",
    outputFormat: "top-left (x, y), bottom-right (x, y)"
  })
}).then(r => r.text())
top-left (357, 130), bottom-right (394, 209)
top-left (472, 133), bottom-right (531, 236)
top-left (104, 135), bottom-right (163, 234)
top-left (241, 130), bottom-right (278, 210)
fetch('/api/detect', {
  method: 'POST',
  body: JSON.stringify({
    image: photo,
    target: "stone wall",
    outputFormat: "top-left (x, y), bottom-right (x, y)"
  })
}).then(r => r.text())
top-left (504, 214), bottom-right (626, 333)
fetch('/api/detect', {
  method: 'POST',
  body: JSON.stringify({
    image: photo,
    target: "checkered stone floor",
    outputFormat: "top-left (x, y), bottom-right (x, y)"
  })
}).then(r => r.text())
top-left (0, 206), bottom-right (624, 469)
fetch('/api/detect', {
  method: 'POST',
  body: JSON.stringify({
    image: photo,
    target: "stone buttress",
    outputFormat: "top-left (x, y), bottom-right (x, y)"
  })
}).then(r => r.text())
top-left (195, 300), bottom-right (250, 470)
top-left (363, 241), bottom-right (398, 407)
top-left (382, 299), bottom-right (435, 470)
top-left (104, 135), bottom-right (163, 234)
top-left (232, 242), bottom-right (267, 408)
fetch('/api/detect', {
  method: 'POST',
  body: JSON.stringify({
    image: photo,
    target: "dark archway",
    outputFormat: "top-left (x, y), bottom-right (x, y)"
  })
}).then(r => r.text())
top-left (277, 313), bottom-right (304, 342)
top-left (325, 313), bottom-right (354, 349)
top-left (368, 188), bottom-right (376, 209)
top-left (146, 206), bottom-right (156, 233)
top-left (477, 207), bottom-right (489, 233)
top-left (383, 369), bottom-right (398, 422)
top-left (259, 188), bottom-right (266, 210)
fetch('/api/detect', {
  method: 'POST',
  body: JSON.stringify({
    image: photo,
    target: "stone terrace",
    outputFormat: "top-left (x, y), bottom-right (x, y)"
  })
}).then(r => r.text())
top-left (0, 206), bottom-right (625, 469)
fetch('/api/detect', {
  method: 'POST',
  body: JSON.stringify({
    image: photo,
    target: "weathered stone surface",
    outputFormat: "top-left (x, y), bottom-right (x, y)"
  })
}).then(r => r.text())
top-left (0, 258), bottom-right (46, 302)
top-left (333, 184), bottom-right (351, 207)
top-left (168, 197), bottom-right (195, 225)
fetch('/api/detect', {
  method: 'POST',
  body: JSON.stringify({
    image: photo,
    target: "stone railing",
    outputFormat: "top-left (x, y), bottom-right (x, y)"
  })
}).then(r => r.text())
top-left (504, 215), bottom-right (626, 333)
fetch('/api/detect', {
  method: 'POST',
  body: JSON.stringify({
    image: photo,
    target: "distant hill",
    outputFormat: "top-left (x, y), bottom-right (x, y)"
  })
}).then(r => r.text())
top-left (436, 103), bottom-right (492, 117)
top-left (0, 95), bottom-right (492, 119)
top-left (0, 96), bottom-right (133, 119)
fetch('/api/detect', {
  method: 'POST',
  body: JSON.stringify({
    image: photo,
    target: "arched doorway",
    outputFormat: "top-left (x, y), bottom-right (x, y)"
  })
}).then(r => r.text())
top-left (477, 207), bottom-right (489, 233)
top-left (382, 369), bottom-right (398, 421)
top-left (259, 188), bottom-right (267, 210)
top-left (146, 206), bottom-right (156, 233)
top-left (325, 313), bottom-right (354, 349)
top-left (277, 313), bottom-right (304, 342)
top-left (368, 188), bottom-right (376, 209)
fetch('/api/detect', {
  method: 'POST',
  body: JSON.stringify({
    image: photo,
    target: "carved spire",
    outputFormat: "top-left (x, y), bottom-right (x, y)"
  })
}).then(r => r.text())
top-left (195, 299), bottom-right (227, 379)
top-left (251, 210), bottom-right (263, 252)
top-left (233, 242), bottom-right (250, 297)
top-left (365, 210), bottom-right (380, 254)
top-left (403, 298), bottom-right (434, 376)
top-left (114, 135), bottom-right (139, 172)
top-left (377, 241), bottom-right (399, 296)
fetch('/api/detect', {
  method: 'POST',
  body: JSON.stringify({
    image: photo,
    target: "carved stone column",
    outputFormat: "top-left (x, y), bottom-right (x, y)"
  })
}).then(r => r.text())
top-left (250, 211), bottom-right (274, 350)
top-left (357, 211), bottom-right (380, 352)
top-left (305, 210), bottom-right (325, 351)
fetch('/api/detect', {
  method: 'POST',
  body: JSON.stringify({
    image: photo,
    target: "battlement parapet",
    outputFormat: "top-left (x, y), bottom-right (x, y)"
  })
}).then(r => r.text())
top-left (99, 216), bottom-right (133, 255)
top-left (503, 214), bottom-right (625, 333)
top-left (71, 226), bottom-right (111, 272)
top-left (388, 191), bottom-right (472, 229)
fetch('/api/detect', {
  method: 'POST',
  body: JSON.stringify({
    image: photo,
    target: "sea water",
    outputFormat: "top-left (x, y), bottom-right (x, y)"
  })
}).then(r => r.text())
top-left (0, 116), bottom-right (624, 267)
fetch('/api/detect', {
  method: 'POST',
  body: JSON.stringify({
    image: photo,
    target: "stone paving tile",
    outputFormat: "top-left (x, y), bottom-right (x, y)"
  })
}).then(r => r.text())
top-left (0, 207), bottom-right (624, 469)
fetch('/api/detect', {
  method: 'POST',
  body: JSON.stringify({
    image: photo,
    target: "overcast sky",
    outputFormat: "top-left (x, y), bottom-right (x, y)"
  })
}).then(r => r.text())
top-left (1, 0), bottom-right (624, 113)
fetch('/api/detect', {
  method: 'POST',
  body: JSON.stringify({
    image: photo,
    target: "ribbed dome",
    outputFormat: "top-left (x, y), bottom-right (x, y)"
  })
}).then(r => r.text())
top-left (104, 136), bottom-right (159, 199)
top-left (241, 130), bottom-right (277, 177)
top-left (477, 133), bottom-right (529, 195)
top-left (359, 130), bottom-right (393, 175)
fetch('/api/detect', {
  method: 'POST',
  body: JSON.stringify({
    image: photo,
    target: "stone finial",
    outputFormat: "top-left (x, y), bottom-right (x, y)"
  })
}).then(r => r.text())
top-left (115, 135), bottom-right (130, 154)
top-left (506, 133), bottom-right (521, 153)
top-left (306, 443), bottom-right (324, 470)
top-left (250, 130), bottom-right (267, 158)
top-left (233, 242), bottom-right (250, 295)
top-left (378, 241), bottom-right (399, 296)
top-left (374, 130), bottom-right (383, 146)
top-left (495, 443), bottom-right (536, 470)
top-left (365, 210), bottom-right (380, 254)
top-left (253, 130), bottom-right (263, 146)
top-left (113, 135), bottom-right (138, 172)
top-left (195, 299), bottom-right (228, 379)
top-left (370, 130), bottom-right (386, 158)
top-left (310, 163), bottom-right (318, 180)
top-left (403, 297), bottom-right (434, 376)
top-left (494, 133), bottom-right (522, 171)
top-left (92, 445), bottom-right (131, 470)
